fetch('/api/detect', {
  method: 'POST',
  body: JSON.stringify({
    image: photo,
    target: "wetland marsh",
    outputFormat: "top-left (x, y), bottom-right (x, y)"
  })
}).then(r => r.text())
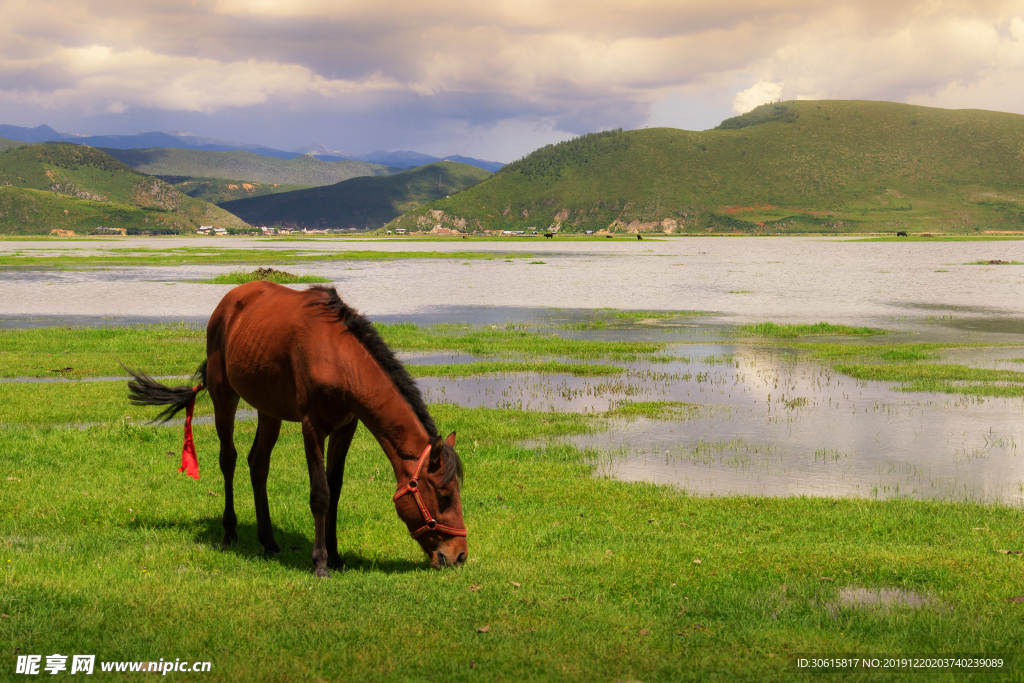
top-left (2, 236), bottom-right (1024, 681)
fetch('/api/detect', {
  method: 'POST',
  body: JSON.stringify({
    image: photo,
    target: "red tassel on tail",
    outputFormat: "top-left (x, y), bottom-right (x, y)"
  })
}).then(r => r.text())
top-left (179, 386), bottom-right (201, 480)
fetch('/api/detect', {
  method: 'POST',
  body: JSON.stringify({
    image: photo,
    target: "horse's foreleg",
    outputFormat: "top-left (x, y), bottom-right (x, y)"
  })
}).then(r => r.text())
top-left (213, 392), bottom-right (241, 547)
top-left (248, 412), bottom-right (282, 556)
top-left (301, 417), bottom-right (331, 578)
top-left (325, 419), bottom-right (358, 570)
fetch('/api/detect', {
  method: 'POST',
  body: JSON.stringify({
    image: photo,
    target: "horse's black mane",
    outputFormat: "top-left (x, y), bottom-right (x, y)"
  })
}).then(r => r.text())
top-left (309, 286), bottom-right (462, 484)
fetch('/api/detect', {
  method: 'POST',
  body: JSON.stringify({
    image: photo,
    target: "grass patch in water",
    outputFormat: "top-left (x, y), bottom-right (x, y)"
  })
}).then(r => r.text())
top-left (835, 362), bottom-right (1024, 397)
top-left (0, 247), bottom-right (525, 270)
top-left (203, 268), bottom-right (331, 285)
top-left (409, 361), bottom-right (622, 378)
top-left (964, 259), bottom-right (1024, 265)
top-left (378, 323), bottom-right (665, 361)
top-left (603, 400), bottom-right (706, 420)
top-left (739, 321), bottom-right (885, 338)
top-left (559, 310), bottom-right (711, 330)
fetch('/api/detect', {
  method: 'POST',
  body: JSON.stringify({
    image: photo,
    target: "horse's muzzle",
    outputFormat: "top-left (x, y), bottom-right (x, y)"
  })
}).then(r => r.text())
top-left (431, 539), bottom-right (468, 568)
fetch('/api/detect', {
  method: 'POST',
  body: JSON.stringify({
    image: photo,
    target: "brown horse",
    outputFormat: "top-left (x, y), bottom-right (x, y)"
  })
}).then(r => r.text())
top-left (125, 282), bottom-right (467, 576)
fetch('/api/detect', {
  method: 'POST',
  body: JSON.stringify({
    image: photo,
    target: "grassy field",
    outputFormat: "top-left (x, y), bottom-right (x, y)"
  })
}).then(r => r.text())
top-left (386, 100), bottom-right (1024, 236)
top-left (0, 247), bottom-right (530, 270)
top-left (220, 162), bottom-right (491, 231)
top-left (0, 144), bottom-right (246, 235)
top-left (2, 324), bottom-right (1024, 682)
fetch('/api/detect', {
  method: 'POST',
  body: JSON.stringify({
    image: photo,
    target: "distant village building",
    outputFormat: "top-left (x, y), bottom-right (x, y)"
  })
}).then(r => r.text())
top-left (260, 226), bottom-right (275, 235)
top-left (93, 226), bottom-right (125, 235)
top-left (302, 228), bottom-right (328, 235)
top-left (196, 225), bottom-right (214, 234)
top-left (213, 227), bottom-right (228, 236)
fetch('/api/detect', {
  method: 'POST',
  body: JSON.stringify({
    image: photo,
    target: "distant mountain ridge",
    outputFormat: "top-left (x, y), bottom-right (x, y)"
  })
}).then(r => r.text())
top-left (100, 147), bottom-right (395, 187)
top-left (0, 124), bottom-right (504, 172)
top-left (220, 161), bottom-right (491, 230)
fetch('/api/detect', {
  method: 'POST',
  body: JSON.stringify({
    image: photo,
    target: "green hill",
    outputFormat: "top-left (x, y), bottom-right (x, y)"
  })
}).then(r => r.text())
top-left (102, 148), bottom-right (396, 186)
top-left (0, 137), bottom-right (25, 152)
top-left (385, 101), bottom-right (1024, 235)
top-left (158, 176), bottom-right (313, 204)
top-left (220, 161), bottom-right (491, 230)
top-left (0, 143), bottom-right (247, 234)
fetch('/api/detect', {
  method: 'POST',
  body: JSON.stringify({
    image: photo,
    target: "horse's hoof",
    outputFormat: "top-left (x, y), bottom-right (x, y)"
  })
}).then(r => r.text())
top-left (220, 533), bottom-right (238, 548)
top-left (315, 566), bottom-right (331, 578)
top-left (264, 548), bottom-right (280, 559)
top-left (328, 554), bottom-right (345, 571)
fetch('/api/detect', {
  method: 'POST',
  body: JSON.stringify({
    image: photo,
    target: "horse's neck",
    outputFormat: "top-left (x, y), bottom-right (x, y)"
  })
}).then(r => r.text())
top-left (345, 369), bottom-right (430, 481)
top-left (330, 331), bottom-right (431, 481)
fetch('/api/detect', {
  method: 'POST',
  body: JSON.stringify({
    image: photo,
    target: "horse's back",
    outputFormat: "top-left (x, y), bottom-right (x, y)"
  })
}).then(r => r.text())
top-left (207, 282), bottom-right (338, 419)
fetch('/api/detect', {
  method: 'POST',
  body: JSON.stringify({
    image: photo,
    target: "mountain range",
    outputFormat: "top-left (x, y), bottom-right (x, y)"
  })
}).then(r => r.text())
top-left (0, 124), bottom-right (503, 172)
top-left (219, 161), bottom-right (491, 230)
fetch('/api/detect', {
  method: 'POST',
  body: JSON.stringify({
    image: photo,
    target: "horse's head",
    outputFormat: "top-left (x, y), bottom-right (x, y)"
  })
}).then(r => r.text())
top-left (394, 431), bottom-right (467, 568)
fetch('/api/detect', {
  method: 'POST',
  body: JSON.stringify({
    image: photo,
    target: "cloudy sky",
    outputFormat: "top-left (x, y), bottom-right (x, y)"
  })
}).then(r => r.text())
top-left (2, 1), bottom-right (1024, 161)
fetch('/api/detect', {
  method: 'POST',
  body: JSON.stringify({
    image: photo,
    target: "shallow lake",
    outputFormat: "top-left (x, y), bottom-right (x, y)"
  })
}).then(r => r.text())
top-left (3, 236), bottom-right (1024, 504)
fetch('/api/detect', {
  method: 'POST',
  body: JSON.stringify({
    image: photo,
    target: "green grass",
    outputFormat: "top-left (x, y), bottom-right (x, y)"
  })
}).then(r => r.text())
top-left (220, 162), bottom-right (491, 230)
top-left (3, 345), bottom-right (1024, 680)
top-left (965, 260), bottom-right (1024, 265)
top-left (385, 100), bottom-right (1024, 235)
top-left (204, 268), bottom-right (331, 285)
top-left (835, 363), bottom-right (1024, 397)
top-left (603, 400), bottom-right (706, 419)
top-left (408, 361), bottom-right (622, 378)
top-left (378, 323), bottom-right (665, 361)
top-left (738, 322), bottom-right (886, 338)
top-left (0, 324), bottom-right (659, 381)
top-left (0, 247), bottom-right (528, 270)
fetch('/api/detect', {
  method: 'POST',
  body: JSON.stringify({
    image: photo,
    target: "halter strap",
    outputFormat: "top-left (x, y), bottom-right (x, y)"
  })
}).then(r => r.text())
top-left (393, 444), bottom-right (468, 538)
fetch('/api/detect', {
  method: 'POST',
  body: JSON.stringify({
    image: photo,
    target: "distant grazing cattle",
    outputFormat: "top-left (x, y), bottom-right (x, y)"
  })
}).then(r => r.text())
top-left (544, 233), bottom-right (554, 239)
top-left (637, 235), bottom-right (643, 241)
top-left (897, 231), bottom-right (908, 237)
top-left (606, 235), bottom-right (614, 239)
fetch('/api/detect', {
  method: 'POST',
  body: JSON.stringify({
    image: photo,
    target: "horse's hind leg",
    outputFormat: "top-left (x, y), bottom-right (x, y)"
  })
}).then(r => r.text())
top-left (248, 412), bottom-right (282, 556)
top-left (301, 417), bottom-right (331, 578)
top-left (208, 356), bottom-right (240, 547)
top-left (325, 419), bottom-right (358, 571)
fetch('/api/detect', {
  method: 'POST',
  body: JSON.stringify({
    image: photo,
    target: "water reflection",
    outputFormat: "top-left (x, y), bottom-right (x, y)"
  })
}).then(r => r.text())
top-left (406, 344), bottom-right (1024, 505)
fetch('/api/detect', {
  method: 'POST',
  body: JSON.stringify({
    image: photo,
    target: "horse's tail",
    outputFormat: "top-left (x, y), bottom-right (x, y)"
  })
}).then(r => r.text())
top-left (123, 360), bottom-right (208, 423)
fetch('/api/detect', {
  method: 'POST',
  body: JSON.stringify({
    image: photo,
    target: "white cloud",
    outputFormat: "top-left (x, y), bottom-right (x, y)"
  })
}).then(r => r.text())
top-left (733, 81), bottom-right (784, 114)
top-left (3, 0), bottom-right (1024, 157)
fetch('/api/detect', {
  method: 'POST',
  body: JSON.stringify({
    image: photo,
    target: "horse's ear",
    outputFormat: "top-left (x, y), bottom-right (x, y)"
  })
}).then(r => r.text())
top-left (445, 431), bottom-right (457, 448)
top-left (429, 435), bottom-right (444, 464)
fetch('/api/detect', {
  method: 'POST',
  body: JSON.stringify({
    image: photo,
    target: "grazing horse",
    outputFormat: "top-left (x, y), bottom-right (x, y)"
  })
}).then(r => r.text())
top-left (125, 282), bottom-right (467, 576)
top-left (897, 231), bottom-right (908, 237)
top-left (543, 233), bottom-right (554, 239)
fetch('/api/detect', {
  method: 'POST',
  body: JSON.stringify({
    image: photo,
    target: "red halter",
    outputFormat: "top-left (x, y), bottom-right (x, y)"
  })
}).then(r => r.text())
top-left (393, 444), bottom-right (468, 539)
